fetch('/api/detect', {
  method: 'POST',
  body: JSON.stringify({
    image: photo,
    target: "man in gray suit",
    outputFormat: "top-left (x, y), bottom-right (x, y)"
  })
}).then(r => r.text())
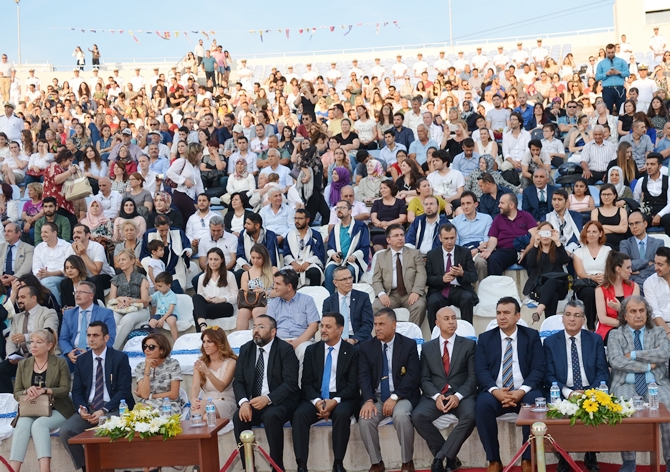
top-left (0, 223), bottom-right (33, 288)
top-left (619, 210), bottom-right (664, 292)
top-left (607, 295), bottom-right (670, 472)
top-left (371, 224), bottom-right (427, 326)
top-left (412, 307), bottom-right (476, 472)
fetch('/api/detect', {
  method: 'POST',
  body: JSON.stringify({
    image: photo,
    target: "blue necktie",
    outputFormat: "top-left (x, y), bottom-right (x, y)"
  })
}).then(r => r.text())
top-left (634, 330), bottom-right (647, 396)
top-left (502, 337), bottom-right (514, 389)
top-left (321, 347), bottom-right (334, 400)
top-left (571, 337), bottom-right (583, 391)
top-left (78, 309), bottom-right (89, 349)
top-left (340, 296), bottom-right (350, 339)
top-left (5, 244), bottom-right (14, 276)
top-left (639, 240), bottom-right (646, 258)
top-left (381, 343), bottom-right (391, 402)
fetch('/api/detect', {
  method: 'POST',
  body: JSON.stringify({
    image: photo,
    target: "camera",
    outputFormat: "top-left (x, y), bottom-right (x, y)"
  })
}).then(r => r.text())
top-left (336, 252), bottom-right (344, 260)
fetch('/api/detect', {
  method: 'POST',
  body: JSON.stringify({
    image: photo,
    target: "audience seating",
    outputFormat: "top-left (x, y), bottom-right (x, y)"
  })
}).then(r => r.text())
top-left (297, 286), bottom-right (331, 317)
top-left (539, 315), bottom-right (567, 341)
top-left (475, 276), bottom-right (521, 318)
top-left (171, 333), bottom-right (202, 375)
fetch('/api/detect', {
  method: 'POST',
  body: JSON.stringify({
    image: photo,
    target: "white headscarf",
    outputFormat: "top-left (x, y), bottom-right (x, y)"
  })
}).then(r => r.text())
top-left (607, 166), bottom-right (626, 198)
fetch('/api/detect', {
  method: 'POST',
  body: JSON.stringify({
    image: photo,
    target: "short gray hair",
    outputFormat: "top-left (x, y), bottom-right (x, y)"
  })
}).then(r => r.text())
top-left (618, 295), bottom-right (654, 329)
top-left (564, 299), bottom-right (585, 314)
top-left (209, 215), bottom-right (224, 227)
top-left (592, 125), bottom-right (605, 134)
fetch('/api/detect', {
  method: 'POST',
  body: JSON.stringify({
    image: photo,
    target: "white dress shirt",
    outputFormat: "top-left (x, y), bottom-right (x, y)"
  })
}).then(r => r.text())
top-left (431, 334), bottom-right (464, 401)
top-left (377, 336), bottom-right (395, 395)
top-left (95, 191), bottom-right (123, 220)
top-left (492, 328), bottom-right (531, 393)
top-left (33, 238), bottom-right (70, 274)
top-left (442, 248), bottom-right (460, 287)
top-left (65, 241), bottom-right (115, 277)
top-left (633, 175), bottom-right (670, 218)
top-left (562, 330), bottom-right (589, 398)
top-left (312, 339), bottom-right (343, 405)
top-left (88, 347), bottom-right (111, 404)
top-left (238, 338), bottom-right (274, 406)
top-left (186, 210), bottom-right (216, 243)
top-left (338, 291), bottom-right (354, 337)
top-left (645, 273), bottom-right (670, 324)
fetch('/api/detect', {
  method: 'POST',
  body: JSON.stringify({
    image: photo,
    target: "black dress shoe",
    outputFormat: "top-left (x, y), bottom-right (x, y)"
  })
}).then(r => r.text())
top-left (445, 457), bottom-right (462, 472)
top-left (333, 461), bottom-right (347, 472)
top-left (298, 466), bottom-right (308, 472)
top-left (556, 456), bottom-right (569, 472)
top-left (431, 457), bottom-right (445, 472)
top-left (584, 452), bottom-right (599, 471)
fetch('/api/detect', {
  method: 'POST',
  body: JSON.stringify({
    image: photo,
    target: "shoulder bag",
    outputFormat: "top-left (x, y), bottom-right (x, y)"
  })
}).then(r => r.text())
top-left (164, 159), bottom-right (187, 189)
top-left (237, 289), bottom-right (267, 309)
top-left (12, 394), bottom-right (53, 426)
top-left (63, 168), bottom-right (93, 201)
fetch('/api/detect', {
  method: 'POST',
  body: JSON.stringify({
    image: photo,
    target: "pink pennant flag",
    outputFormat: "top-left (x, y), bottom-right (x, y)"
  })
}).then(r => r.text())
top-left (299, 29), bottom-right (303, 34)
top-left (129, 31), bottom-right (140, 43)
top-left (210, 31), bottom-right (216, 35)
top-left (110, 29), bottom-right (116, 34)
top-left (356, 23), bottom-right (362, 26)
top-left (201, 31), bottom-right (209, 40)
top-left (393, 20), bottom-right (399, 28)
top-left (119, 30), bottom-right (124, 34)
top-left (165, 31), bottom-right (171, 39)
top-left (285, 29), bottom-right (290, 39)
top-left (376, 23), bottom-right (380, 35)
top-left (312, 28), bottom-right (316, 33)
top-left (330, 26), bottom-right (335, 32)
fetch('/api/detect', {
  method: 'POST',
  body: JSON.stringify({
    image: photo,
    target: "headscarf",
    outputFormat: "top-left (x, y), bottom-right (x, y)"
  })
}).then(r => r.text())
top-left (607, 166), bottom-right (626, 198)
top-left (461, 101), bottom-right (475, 121)
top-left (118, 197), bottom-right (140, 219)
top-left (234, 159), bottom-right (249, 180)
top-left (366, 159), bottom-right (384, 182)
top-left (480, 154), bottom-right (495, 172)
top-left (154, 191), bottom-right (172, 215)
top-left (328, 167), bottom-right (351, 207)
top-left (81, 199), bottom-right (109, 229)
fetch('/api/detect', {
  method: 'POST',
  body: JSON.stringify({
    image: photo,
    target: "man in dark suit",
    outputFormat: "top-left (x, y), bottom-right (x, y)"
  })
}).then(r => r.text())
top-left (358, 308), bottom-right (421, 472)
top-left (322, 265), bottom-right (373, 344)
top-left (59, 321), bottom-right (134, 471)
top-left (475, 297), bottom-right (545, 472)
top-left (426, 223), bottom-right (479, 329)
top-left (292, 312), bottom-right (360, 472)
top-left (619, 210), bottom-right (664, 291)
top-left (233, 314), bottom-right (299, 472)
top-left (412, 307), bottom-right (477, 472)
top-left (544, 300), bottom-right (609, 472)
top-left (521, 168), bottom-right (557, 221)
top-left (0, 223), bottom-right (33, 289)
top-left (477, 173), bottom-right (511, 219)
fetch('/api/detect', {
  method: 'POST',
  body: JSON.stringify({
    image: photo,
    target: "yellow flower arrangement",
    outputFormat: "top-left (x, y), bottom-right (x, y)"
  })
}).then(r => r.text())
top-left (547, 388), bottom-right (635, 427)
top-left (95, 403), bottom-right (183, 441)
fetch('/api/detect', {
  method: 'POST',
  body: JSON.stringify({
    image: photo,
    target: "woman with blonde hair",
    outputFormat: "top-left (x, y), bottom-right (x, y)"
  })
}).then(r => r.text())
top-left (606, 141), bottom-right (639, 185)
top-left (236, 244), bottom-right (277, 331)
top-left (190, 326), bottom-right (237, 421)
top-left (167, 142), bottom-right (204, 222)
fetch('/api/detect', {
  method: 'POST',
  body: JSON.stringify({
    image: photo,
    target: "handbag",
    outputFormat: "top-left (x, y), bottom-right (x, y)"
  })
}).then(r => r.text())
top-left (573, 277), bottom-right (599, 292)
top-left (164, 159), bottom-right (187, 189)
top-left (17, 394), bottom-right (53, 419)
top-left (237, 289), bottom-right (267, 309)
top-left (530, 271), bottom-right (570, 301)
top-left (63, 168), bottom-right (93, 201)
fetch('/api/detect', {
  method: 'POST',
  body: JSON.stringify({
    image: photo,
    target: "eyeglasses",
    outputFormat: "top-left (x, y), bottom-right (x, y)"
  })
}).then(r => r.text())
top-left (142, 344), bottom-right (158, 351)
top-left (628, 221), bottom-right (645, 226)
top-left (201, 219), bottom-right (205, 227)
top-left (600, 193), bottom-right (614, 197)
top-left (567, 105), bottom-right (577, 108)
top-left (334, 276), bottom-right (353, 282)
top-left (564, 313), bottom-right (584, 319)
top-left (335, 206), bottom-right (348, 211)
top-left (74, 291), bottom-right (93, 295)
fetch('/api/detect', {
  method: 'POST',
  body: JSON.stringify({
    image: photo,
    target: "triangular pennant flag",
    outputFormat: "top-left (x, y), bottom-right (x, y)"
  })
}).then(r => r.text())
top-left (165, 32), bottom-right (171, 39)
top-left (110, 29), bottom-right (115, 34)
top-left (320, 26), bottom-right (326, 29)
top-left (393, 20), bottom-right (399, 28)
top-left (100, 30), bottom-right (105, 33)
top-left (356, 22), bottom-right (362, 26)
top-left (259, 30), bottom-right (263, 43)
top-left (201, 31), bottom-right (209, 40)
top-left (330, 26), bottom-right (335, 32)
top-left (155, 31), bottom-right (163, 39)
top-left (285, 29), bottom-right (290, 39)
top-left (265, 29), bottom-right (271, 33)
top-left (312, 28), bottom-right (316, 33)
top-left (278, 29), bottom-right (282, 33)
top-left (299, 29), bottom-right (303, 34)
top-left (344, 25), bottom-right (352, 36)
top-left (90, 29), bottom-right (96, 33)
top-left (146, 31), bottom-right (152, 34)
top-left (174, 32), bottom-right (179, 37)
top-left (137, 30), bottom-right (143, 33)
top-left (192, 31), bottom-right (199, 34)
top-left (119, 30), bottom-right (124, 34)
top-left (80, 29), bottom-right (85, 33)
top-left (70, 28), bottom-right (75, 31)
top-left (210, 31), bottom-right (216, 35)
top-left (376, 23), bottom-right (380, 35)
top-left (129, 31), bottom-right (140, 43)
top-left (384, 22), bottom-right (388, 27)
top-left (341, 25), bottom-right (346, 29)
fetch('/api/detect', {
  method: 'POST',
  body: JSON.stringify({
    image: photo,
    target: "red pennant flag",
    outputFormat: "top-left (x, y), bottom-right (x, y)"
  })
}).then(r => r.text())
top-left (285, 29), bottom-right (290, 39)
top-left (299, 29), bottom-right (303, 34)
top-left (330, 26), bottom-right (335, 32)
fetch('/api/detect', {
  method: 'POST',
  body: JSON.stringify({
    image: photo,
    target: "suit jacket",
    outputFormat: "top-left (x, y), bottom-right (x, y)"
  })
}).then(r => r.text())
top-left (71, 347), bottom-right (135, 413)
top-left (358, 332), bottom-right (421, 407)
top-left (406, 215), bottom-right (450, 252)
top-left (233, 337), bottom-right (300, 411)
top-left (7, 305), bottom-right (59, 356)
top-left (371, 247), bottom-right (427, 296)
top-left (15, 355), bottom-right (76, 418)
top-left (425, 245), bottom-right (479, 299)
top-left (475, 325), bottom-right (545, 392)
top-left (522, 184), bottom-right (557, 221)
top-left (322, 289), bottom-right (373, 343)
top-left (607, 325), bottom-right (670, 399)
top-left (59, 305), bottom-right (117, 354)
top-left (543, 330), bottom-right (609, 395)
top-left (0, 241), bottom-right (33, 279)
top-left (620, 235), bottom-right (664, 286)
top-left (301, 340), bottom-right (359, 403)
top-left (420, 335), bottom-right (477, 400)
top-left (479, 185), bottom-right (511, 218)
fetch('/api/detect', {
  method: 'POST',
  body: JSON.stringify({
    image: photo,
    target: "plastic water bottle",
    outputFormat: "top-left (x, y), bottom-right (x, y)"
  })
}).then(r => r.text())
top-left (205, 398), bottom-right (217, 427)
top-left (598, 381), bottom-right (609, 395)
top-left (649, 378), bottom-right (659, 410)
top-left (161, 397), bottom-right (172, 417)
top-left (550, 382), bottom-right (561, 404)
top-left (119, 399), bottom-right (128, 416)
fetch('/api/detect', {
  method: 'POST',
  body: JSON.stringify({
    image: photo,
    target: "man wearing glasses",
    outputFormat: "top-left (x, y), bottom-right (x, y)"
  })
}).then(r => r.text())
top-left (620, 210), bottom-right (664, 291)
top-left (543, 300), bottom-right (609, 472)
top-left (59, 281), bottom-right (116, 371)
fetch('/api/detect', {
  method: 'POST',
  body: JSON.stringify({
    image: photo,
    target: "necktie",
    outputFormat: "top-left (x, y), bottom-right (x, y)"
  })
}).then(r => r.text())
top-left (321, 347), bottom-right (334, 400)
top-left (539, 189), bottom-right (546, 203)
top-left (78, 310), bottom-right (89, 349)
top-left (340, 296), bottom-right (350, 339)
top-left (5, 244), bottom-right (14, 276)
top-left (570, 337), bottom-right (583, 391)
top-left (441, 340), bottom-right (450, 394)
top-left (252, 348), bottom-right (265, 398)
top-left (502, 337), bottom-right (514, 389)
top-left (639, 240), bottom-right (646, 258)
top-left (22, 311), bottom-right (29, 334)
top-left (442, 253), bottom-right (453, 299)
top-left (92, 357), bottom-right (104, 411)
top-left (634, 331), bottom-right (647, 396)
top-left (381, 343), bottom-right (391, 402)
top-left (395, 253), bottom-right (407, 296)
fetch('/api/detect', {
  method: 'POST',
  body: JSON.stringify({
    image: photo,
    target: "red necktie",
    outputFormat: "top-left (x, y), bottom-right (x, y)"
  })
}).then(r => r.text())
top-left (441, 252), bottom-right (452, 298)
top-left (441, 340), bottom-right (450, 394)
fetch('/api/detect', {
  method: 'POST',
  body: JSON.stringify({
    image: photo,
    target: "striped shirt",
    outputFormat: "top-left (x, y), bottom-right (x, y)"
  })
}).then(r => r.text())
top-left (581, 140), bottom-right (616, 172)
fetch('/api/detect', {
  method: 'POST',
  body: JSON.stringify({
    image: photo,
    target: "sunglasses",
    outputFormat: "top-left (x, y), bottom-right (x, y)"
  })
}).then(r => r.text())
top-left (142, 344), bottom-right (158, 351)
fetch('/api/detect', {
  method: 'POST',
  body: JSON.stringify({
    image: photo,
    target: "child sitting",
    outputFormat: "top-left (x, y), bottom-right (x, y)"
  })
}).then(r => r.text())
top-left (150, 272), bottom-right (179, 341)
top-left (146, 239), bottom-right (166, 294)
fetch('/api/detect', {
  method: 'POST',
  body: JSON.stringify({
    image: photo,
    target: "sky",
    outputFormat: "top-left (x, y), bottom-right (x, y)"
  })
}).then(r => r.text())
top-left (0, 0), bottom-right (614, 67)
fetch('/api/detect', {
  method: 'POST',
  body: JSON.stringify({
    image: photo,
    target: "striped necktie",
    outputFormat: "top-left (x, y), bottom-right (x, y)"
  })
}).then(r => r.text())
top-left (571, 337), bottom-right (583, 391)
top-left (502, 337), bottom-right (514, 389)
top-left (91, 357), bottom-right (105, 411)
top-left (634, 331), bottom-right (647, 396)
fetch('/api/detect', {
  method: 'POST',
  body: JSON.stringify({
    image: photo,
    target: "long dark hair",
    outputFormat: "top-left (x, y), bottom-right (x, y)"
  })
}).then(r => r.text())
top-left (82, 145), bottom-right (102, 172)
top-left (203, 248), bottom-right (228, 288)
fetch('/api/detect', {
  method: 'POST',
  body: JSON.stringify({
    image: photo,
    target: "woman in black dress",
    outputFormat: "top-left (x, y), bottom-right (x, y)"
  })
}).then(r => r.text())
top-left (370, 180), bottom-right (407, 252)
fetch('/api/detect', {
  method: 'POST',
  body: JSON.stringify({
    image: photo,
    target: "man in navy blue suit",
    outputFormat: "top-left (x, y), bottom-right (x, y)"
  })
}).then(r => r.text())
top-left (322, 266), bottom-right (373, 344)
top-left (521, 168), bottom-right (557, 221)
top-left (543, 300), bottom-right (609, 472)
top-left (475, 297), bottom-right (545, 472)
top-left (58, 281), bottom-right (116, 371)
top-left (59, 321), bottom-right (134, 471)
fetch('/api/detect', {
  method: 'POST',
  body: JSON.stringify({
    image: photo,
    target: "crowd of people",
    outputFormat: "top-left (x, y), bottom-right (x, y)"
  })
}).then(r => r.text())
top-left (0, 29), bottom-right (669, 472)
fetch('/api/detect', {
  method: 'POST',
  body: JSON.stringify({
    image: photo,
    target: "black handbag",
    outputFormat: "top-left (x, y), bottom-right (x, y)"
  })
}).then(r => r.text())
top-left (573, 277), bottom-right (599, 292)
top-left (529, 272), bottom-right (570, 301)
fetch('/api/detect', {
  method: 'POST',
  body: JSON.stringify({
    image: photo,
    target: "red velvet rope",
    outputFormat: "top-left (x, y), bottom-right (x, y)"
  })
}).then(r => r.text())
top-left (218, 442), bottom-right (284, 472)
top-left (0, 455), bottom-right (16, 472)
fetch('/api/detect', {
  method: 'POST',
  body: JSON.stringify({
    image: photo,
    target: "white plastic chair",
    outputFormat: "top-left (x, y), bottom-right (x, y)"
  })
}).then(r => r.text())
top-left (171, 333), bottom-right (202, 375)
top-left (430, 320), bottom-right (477, 341)
top-left (394, 308), bottom-right (411, 322)
top-left (649, 233), bottom-right (670, 247)
top-left (227, 330), bottom-right (253, 353)
top-left (166, 294), bottom-right (195, 333)
top-left (474, 276), bottom-right (521, 318)
top-left (539, 316), bottom-right (566, 338)
top-left (396, 321), bottom-right (423, 340)
top-left (485, 319), bottom-right (528, 331)
top-left (298, 286), bottom-right (331, 317)
top-left (352, 283), bottom-right (375, 304)
top-left (123, 335), bottom-right (147, 376)
top-left (179, 388), bottom-right (190, 420)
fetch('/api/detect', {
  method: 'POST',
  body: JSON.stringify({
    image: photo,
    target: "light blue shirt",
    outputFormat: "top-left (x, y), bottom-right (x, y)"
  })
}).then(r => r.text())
top-left (267, 292), bottom-right (320, 339)
top-left (656, 137), bottom-right (670, 155)
top-left (452, 212), bottom-right (492, 246)
top-left (451, 152), bottom-right (481, 178)
top-left (408, 139), bottom-right (439, 166)
top-left (595, 57), bottom-right (630, 87)
top-left (151, 290), bottom-right (179, 318)
top-left (149, 156), bottom-right (170, 176)
top-left (259, 204), bottom-right (295, 238)
top-left (260, 164), bottom-right (292, 189)
top-left (626, 325), bottom-right (654, 384)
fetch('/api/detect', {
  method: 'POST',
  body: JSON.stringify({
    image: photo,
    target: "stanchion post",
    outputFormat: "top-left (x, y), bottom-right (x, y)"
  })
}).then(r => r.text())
top-left (240, 430), bottom-right (255, 472)
top-left (531, 422), bottom-right (547, 472)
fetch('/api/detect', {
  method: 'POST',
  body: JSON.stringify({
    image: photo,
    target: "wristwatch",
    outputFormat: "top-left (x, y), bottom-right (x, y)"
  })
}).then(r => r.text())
top-left (390, 394), bottom-right (399, 401)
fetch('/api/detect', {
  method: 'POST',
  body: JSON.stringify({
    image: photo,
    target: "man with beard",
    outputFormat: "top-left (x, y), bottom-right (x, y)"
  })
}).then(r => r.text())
top-left (234, 213), bottom-right (280, 284)
top-left (233, 314), bottom-right (299, 472)
top-left (64, 224), bottom-right (116, 293)
top-left (406, 195), bottom-right (449, 255)
top-left (32, 223), bottom-right (70, 305)
top-left (282, 209), bottom-right (326, 288)
top-left (33, 197), bottom-right (71, 245)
